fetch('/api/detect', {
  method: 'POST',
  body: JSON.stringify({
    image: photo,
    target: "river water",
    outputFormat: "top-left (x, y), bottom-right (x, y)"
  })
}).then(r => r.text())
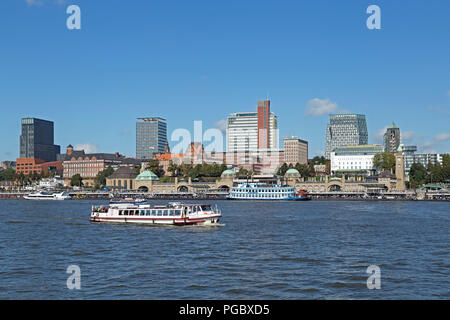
top-left (0, 200), bottom-right (448, 299)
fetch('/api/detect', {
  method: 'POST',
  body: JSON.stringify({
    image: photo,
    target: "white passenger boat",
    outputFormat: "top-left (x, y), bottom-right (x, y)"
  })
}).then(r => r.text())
top-left (24, 191), bottom-right (71, 200)
top-left (90, 202), bottom-right (222, 226)
top-left (227, 182), bottom-right (311, 201)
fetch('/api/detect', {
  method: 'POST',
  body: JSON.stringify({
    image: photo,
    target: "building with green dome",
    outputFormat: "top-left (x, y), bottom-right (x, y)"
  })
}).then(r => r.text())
top-left (136, 170), bottom-right (160, 181)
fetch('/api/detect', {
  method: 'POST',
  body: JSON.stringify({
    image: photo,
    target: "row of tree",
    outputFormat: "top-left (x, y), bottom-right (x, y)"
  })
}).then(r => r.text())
top-left (0, 168), bottom-right (55, 185)
top-left (165, 162), bottom-right (228, 179)
top-left (277, 156), bottom-right (330, 178)
top-left (409, 154), bottom-right (450, 188)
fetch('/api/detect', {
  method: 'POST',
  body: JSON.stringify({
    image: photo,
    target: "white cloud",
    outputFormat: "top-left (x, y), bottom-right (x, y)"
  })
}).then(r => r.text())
top-left (447, 91), bottom-right (450, 98)
top-left (26, 0), bottom-right (67, 6)
top-left (435, 133), bottom-right (450, 142)
top-left (401, 131), bottom-right (415, 143)
top-left (74, 143), bottom-right (99, 154)
top-left (214, 119), bottom-right (227, 134)
top-left (305, 98), bottom-right (339, 116)
top-left (26, 0), bottom-right (43, 6)
top-left (374, 126), bottom-right (388, 143)
top-left (416, 133), bottom-right (450, 153)
top-left (428, 106), bottom-right (450, 115)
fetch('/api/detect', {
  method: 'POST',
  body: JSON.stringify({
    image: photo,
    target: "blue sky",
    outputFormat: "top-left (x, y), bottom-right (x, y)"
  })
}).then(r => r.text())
top-left (1, 0), bottom-right (449, 161)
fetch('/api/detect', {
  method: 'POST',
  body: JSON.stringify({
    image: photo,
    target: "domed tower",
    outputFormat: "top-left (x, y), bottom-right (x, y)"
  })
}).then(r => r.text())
top-left (66, 144), bottom-right (74, 156)
top-left (284, 168), bottom-right (300, 186)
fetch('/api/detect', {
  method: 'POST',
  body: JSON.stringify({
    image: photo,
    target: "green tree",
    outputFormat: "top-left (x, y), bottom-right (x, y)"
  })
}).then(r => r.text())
top-left (373, 153), bottom-right (396, 172)
top-left (95, 166), bottom-right (114, 187)
top-left (0, 168), bottom-right (16, 181)
top-left (409, 163), bottom-right (427, 187)
top-left (442, 154), bottom-right (450, 167)
top-left (168, 161), bottom-right (180, 176)
top-left (70, 174), bottom-right (83, 187)
top-left (309, 156), bottom-right (326, 165)
top-left (237, 168), bottom-right (253, 178)
top-left (295, 163), bottom-right (312, 178)
top-left (145, 159), bottom-right (164, 177)
top-left (277, 163), bottom-right (289, 176)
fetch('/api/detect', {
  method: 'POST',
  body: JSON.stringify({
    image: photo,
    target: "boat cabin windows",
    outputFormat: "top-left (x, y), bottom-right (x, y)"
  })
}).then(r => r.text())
top-left (113, 207), bottom-right (189, 218)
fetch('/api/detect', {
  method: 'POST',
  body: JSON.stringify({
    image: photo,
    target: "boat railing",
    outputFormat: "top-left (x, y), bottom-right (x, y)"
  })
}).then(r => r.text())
top-left (92, 205), bottom-right (108, 213)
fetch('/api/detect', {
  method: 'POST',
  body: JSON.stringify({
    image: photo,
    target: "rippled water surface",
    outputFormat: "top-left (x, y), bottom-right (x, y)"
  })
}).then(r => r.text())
top-left (0, 200), bottom-right (449, 299)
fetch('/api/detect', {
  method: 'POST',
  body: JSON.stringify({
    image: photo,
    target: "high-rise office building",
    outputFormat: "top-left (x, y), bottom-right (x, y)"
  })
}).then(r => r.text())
top-left (136, 117), bottom-right (167, 160)
top-left (325, 114), bottom-right (368, 159)
top-left (226, 100), bottom-right (278, 152)
top-left (283, 137), bottom-right (308, 165)
top-left (19, 117), bottom-right (60, 162)
top-left (384, 122), bottom-right (400, 153)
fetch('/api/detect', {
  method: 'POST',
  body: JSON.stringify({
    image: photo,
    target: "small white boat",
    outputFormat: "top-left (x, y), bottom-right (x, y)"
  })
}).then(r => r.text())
top-left (24, 191), bottom-right (71, 201)
top-left (90, 202), bottom-right (222, 226)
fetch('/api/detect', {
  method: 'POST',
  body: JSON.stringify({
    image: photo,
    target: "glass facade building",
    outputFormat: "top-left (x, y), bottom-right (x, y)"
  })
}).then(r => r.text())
top-left (136, 117), bottom-right (167, 160)
top-left (19, 118), bottom-right (60, 162)
top-left (325, 114), bottom-right (368, 159)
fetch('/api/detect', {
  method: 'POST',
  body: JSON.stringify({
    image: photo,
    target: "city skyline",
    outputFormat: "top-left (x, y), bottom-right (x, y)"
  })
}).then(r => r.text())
top-left (1, 1), bottom-right (450, 161)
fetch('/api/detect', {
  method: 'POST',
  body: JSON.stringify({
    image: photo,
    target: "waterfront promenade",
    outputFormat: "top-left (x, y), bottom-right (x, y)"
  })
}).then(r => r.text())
top-left (1, 190), bottom-right (449, 201)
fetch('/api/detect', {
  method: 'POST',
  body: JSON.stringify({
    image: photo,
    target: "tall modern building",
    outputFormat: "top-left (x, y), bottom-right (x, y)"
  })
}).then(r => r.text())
top-left (325, 114), bottom-right (368, 159)
top-left (384, 122), bottom-right (400, 153)
top-left (19, 117), bottom-right (60, 162)
top-left (226, 100), bottom-right (278, 152)
top-left (136, 117), bottom-right (167, 160)
top-left (283, 137), bottom-right (308, 165)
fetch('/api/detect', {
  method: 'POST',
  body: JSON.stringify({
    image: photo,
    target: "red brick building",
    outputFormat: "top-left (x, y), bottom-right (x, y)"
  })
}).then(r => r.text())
top-left (15, 158), bottom-right (63, 176)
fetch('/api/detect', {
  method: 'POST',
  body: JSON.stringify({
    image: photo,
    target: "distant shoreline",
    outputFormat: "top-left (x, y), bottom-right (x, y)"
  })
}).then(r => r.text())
top-left (0, 195), bottom-right (449, 202)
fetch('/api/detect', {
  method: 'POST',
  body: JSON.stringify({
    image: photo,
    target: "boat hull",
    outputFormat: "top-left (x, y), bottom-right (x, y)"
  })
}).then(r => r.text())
top-left (90, 215), bottom-right (221, 226)
top-left (226, 196), bottom-right (311, 201)
top-left (24, 196), bottom-right (71, 200)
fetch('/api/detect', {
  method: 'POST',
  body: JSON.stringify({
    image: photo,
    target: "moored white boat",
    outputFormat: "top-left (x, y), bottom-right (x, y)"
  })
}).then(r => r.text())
top-left (227, 182), bottom-right (311, 201)
top-left (90, 202), bottom-right (222, 226)
top-left (24, 191), bottom-right (71, 200)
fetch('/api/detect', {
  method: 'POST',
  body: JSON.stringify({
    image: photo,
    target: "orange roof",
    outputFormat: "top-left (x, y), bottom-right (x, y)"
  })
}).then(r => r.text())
top-left (155, 153), bottom-right (184, 161)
